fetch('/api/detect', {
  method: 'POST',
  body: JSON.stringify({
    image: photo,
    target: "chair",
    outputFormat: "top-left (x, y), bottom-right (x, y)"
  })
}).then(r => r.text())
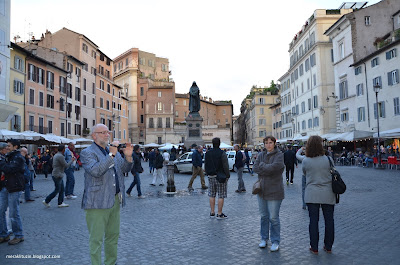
top-left (388, 156), bottom-right (399, 170)
top-left (373, 157), bottom-right (378, 168)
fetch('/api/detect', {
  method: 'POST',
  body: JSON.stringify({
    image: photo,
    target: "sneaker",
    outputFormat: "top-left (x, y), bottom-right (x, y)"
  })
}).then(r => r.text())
top-left (201, 186), bottom-right (208, 189)
top-left (259, 240), bottom-right (267, 248)
top-left (235, 190), bottom-right (241, 193)
top-left (66, 195), bottom-right (77, 199)
top-left (216, 213), bottom-right (228, 220)
top-left (150, 184), bottom-right (156, 186)
top-left (25, 199), bottom-right (35, 202)
top-left (302, 206), bottom-right (307, 210)
top-left (31, 189), bottom-right (36, 191)
top-left (8, 237), bottom-right (24, 245)
top-left (286, 181), bottom-right (289, 185)
top-left (159, 184), bottom-right (164, 186)
top-left (126, 192), bottom-right (132, 197)
top-left (42, 200), bottom-right (50, 208)
top-left (241, 189), bottom-right (247, 192)
top-left (290, 182), bottom-right (294, 185)
top-left (58, 203), bottom-right (69, 208)
top-left (138, 195), bottom-right (145, 199)
top-left (0, 235), bottom-right (10, 243)
top-left (188, 187), bottom-right (194, 192)
top-left (323, 246), bottom-right (332, 254)
top-left (270, 243), bottom-right (279, 252)
top-left (210, 212), bottom-right (215, 218)
top-left (309, 247), bottom-right (318, 255)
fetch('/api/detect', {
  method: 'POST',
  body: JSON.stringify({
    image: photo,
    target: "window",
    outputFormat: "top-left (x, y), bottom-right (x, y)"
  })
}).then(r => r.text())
top-left (301, 82), bottom-right (304, 94)
top-left (149, 118), bottom-right (154, 128)
top-left (166, 117), bottom-right (171, 128)
top-left (82, 43), bottom-right (88, 53)
top-left (260, 108), bottom-right (264, 115)
top-left (341, 112), bottom-right (349, 122)
top-left (386, 49), bottom-right (397, 60)
top-left (339, 42), bottom-right (344, 59)
top-left (374, 101), bottom-right (385, 118)
top-left (107, 84), bottom-right (110, 93)
top-left (46, 94), bottom-right (54, 109)
top-left (67, 62), bottom-right (73, 73)
top-left (388, 70), bottom-right (399, 86)
top-left (313, 117), bottom-right (319, 127)
top-left (92, 83), bottom-right (95, 94)
top-left (140, 87), bottom-right (144, 96)
top-left (67, 83), bottom-right (73, 98)
top-left (259, 98), bottom-right (265, 104)
top-left (83, 95), bottom-right (86, 106)
top-left (371, 57), bottom-right (379, 68)
top-left (28, 64), bottom-right (36, 81)
top-left (355, 66), bottom-right (362, 75)
top-left (365, 16), bottom-right (371, 26)
top-left (100, 80), bottom-right (104, 90)
top-left (46, 71), bottom-right (54, 89)
top-left (331, 49), bottom-right (334, 62)
top-left (157, 102), bottom-right (162, 111)
top-left (10, 115), bottom-right (21, 132)
top-left (299, 64), bottom-right (304, 76)
top-left (59, 98), bottom-right (65, 111)
top-left (356, 83), bottom-right (364, 96)
top-left (75, 106), bottom-right (80, 120)
top-left (106, 100), bottom-right (110, 110)
top-left (305, 59), bottom-right (310, 72)
top-left (301, 101), bottom-right (305, 113)
top-left (313, 74), bottom-right (316, 87)
top-left (140, 115), bottom-right (144, 123)
top-left (302, 120), bottom-right (306, 130)
top-left (59, 76), bottom-right (66, 93)
top-left (91, 50), bottom-right (96, 58)
top-left (75, 87), bottom-right (80, 101)
top-left (158, 91), bottom-right (162, 97)
top-left (339, 80), bottom-right (348, 99)
top-left (259, 119), bottom-right (266, 125)
top-left (68, 122), bottom-right (72, 135)
top-left (294, 69), bottom-right (298, 80)
top-left (310, 53), bottom-right (316, 67)
top-left (67, 103), bottom-right (72, 118)
top-left (157, 117), bottom-right (162, 128)
top-left (373, 76), bottom-right (382, 87)
top-left (29, 89), bottom-right (34, 104)
top-left (358, 107), bottom-right (366, 121)
top-left (13, 80), bottom-right (24, 94)
top-left (310, 32), bottom-right (315, 46)
top-left (48, 120), bottom-right (53, 134)
top-left (92, 98), bottom-right (95, 108)
top-left (307, 78), bottom-right (310, 90)
top-left (14, 56), bottom-right (23, 71)
top-left (100, 98), bottom-right (104, 108)
top-left (91, 67), bottom-right (96, 75)
top-left (39, 117), bottom-right (44, 134)
top-left (313, 95), bottom-right (318, 109)
top-left (158, 137), bottom-right (162, 145)
top-left (308, 98), bottom-right (311, 110)
top-left (394, 98), bottom-right (400, 116)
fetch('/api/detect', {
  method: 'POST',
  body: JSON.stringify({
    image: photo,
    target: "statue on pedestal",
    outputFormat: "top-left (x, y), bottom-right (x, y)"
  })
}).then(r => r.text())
top-left (189, 81), bottom-right (200, 114)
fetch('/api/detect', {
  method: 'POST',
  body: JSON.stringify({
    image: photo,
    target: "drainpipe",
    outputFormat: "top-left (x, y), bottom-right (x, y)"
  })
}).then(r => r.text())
top-left (363, 62), bottom-right (371, 128)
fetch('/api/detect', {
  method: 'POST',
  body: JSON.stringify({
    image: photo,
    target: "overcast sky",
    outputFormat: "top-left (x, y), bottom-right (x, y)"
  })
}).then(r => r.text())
top-left (11, 0), bottom-right (381, 115)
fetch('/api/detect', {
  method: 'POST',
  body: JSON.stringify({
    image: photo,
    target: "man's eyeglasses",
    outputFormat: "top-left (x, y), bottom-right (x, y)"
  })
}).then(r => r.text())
top-left (94, 131), bottom-right (111, 135)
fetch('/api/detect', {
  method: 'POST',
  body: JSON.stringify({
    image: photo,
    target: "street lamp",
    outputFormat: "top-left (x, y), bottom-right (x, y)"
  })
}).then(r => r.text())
top-left (373, 83), bottom-right (384, 169)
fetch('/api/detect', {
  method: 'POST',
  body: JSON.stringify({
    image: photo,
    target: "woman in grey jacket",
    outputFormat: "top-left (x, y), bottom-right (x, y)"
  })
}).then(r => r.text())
top-left (302, 136), bottom-right (336, 254)
top-left (253, 136), bottom-right (285, 252)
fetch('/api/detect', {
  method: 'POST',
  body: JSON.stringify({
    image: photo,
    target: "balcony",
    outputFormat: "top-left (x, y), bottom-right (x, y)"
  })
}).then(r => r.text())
top-left (28, 125), bottom-right (49, 134)
top-left (374, 29), bottom-right (400, 50)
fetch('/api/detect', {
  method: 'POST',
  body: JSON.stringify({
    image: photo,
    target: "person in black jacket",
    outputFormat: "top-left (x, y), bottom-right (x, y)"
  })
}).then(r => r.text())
top-left (151, 148), bottom-right (164, 186)
top-left (126, 145), bottom-right (145, 198)
top-left (188, 145), bottom-right (207, 191)
top-left (205, 138), bottom-right (230, 220)
top-left (0, 139), bottom-right (25, 245)
top-left (284, 145), bottom-right (297, 184)
top-left (234, 144), bottom-right (246, 193)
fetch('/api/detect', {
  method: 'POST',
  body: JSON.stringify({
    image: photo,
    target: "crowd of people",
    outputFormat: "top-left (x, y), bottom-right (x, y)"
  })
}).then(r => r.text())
top-left (1, 127), bottom-right (394, 264)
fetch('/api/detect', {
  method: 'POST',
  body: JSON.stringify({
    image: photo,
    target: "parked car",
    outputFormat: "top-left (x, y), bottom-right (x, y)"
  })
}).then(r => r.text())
top-left (173, 152), bottom-right (205, 173)
top-left (227, 150), bottom-right (253, 172)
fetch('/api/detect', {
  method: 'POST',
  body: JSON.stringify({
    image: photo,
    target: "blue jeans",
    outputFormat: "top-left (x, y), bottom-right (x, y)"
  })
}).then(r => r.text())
top-left (365, 158), bottom-right (373, 167)
top-left (302, 175), bottom-right (306, 208)
top-left (45, 176), bottom-right (65, 205)
top-left (0, 189), bottom-right (23, 238)
top-left (127, 173), bottom-right (142, 196)
top-left (237, 167), bottom-right (245, 191)
top-left (65, 168), bottom-right (75, 196)
top-left (307, 203), bottom-right (335, 251)
top-left (257, 196), bottom-right (282, 244)
top-left (246, 163), bottom-right (253, 174)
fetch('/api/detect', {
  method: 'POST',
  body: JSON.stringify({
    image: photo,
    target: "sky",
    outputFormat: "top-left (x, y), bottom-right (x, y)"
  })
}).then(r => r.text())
top-left (11, 0), bottom-right (381, 115)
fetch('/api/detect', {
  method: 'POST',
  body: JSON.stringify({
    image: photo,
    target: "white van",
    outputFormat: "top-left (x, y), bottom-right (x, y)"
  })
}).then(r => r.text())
top-left (226, 150), bottom-right (253, 172)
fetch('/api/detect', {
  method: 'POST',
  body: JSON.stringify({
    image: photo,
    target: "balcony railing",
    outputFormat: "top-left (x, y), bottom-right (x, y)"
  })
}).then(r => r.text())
top-left (28, 125), bottom-right (49, 134)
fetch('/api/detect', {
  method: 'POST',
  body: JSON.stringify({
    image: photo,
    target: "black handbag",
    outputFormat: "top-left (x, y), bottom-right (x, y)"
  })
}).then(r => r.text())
top-left (327, 157), bottom-right (346, 203)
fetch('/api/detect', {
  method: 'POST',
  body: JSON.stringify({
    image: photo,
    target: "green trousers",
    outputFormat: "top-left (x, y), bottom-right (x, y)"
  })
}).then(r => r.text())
top-left (86, 195), bottom-right (120, 265)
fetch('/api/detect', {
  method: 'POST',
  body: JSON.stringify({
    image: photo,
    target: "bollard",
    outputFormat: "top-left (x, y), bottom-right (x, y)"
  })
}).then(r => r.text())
top-left (166, 162), bottom-right (176, 192)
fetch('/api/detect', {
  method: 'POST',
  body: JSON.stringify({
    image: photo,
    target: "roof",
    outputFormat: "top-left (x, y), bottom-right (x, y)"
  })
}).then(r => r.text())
top-left (324, 14), bottom-right (349, 36)
top-left (67, 54), bottom-right (85, 65)
top-left (59, 27), bottom-right (99, 48)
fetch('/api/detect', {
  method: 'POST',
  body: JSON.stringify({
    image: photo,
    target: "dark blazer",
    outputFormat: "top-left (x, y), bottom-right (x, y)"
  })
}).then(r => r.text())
top-left (205, 148), bottom-right (230, 178)
top-left (154, 153), bottom-right (164, 169)
top-left (235, 150), bottom-right (244, 168)
top-left (80, 143), bottom-right (133, 209)
top-left (284, 150), bottom-right (297, 166)
top-left (131, 152), bottom-right (142, 175)
top-left (1, 150), bottom-right (25, 193)
top-left (192, 150), bottom-right (202, 167)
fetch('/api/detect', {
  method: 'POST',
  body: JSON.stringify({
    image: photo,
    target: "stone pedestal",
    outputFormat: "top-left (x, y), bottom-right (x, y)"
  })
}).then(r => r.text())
top-left (184, 114), bottom-right (204, 149)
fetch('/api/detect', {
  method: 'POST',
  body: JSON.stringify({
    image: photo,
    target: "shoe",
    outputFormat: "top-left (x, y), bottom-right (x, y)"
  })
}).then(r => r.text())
top-left (0, 235), bottom-right (10, 243)
top-left (302, 206), bottom-right (307, 210)
top-left (259, 240), bottom-right (267, 248)
top-left (138, 195), bottom-right (145, 199)
top-left (309, 247), bottom-right (318, 255)
top-left (126, 193), bottom-right (132, 197)
top-left (188, 186), bottom-right (194, 191)
top-left (216, 213), bottom-right (228, 220)
top-left (42, 200), bottom-right (50, 208)
top-left (290, 182), bottom-right (293, 185)
top-left (58, 203), bottom-right (69, 208)
top-left (235, 190), bottom-right (241, 193)
top-left (210, 212), bottom-right (215, 218)
top-left (25, 199), bottom-right (35, 202)
top-left (241, 189), bottom-right (246, 192)
top-left (323, 246), bottom-right (332, 254)
top-left (150, 184), bottom-right (156, 186)
top-left (31, 189), bottom-right (36, 191)
top-left (270, 243), bottom-right (279, 252)
top-left (159, 184), bottom-right (164, 186)
top-left (201, 186), bottom-right (208, 189)
top-left (8, 237), bottom-right (24, 245)
top-left (286, 181), bottom-right (289, 185)
top-left (66, 195), bottom-right (77, 199)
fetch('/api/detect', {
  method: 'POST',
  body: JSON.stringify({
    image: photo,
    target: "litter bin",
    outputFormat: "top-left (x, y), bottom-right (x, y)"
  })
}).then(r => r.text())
top-left (166, 162), bottom-right (176, 192)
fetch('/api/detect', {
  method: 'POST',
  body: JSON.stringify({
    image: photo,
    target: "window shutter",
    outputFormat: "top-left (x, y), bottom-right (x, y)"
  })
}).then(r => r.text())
top-left (382, 102), bottom-right (385, 118)
top-left (35, 66), bottom-right (39, 83)
top-left (361, 83), bottom-right (363, 95)
top-left (21, 83), bottom-right (24, 94)
top-left (17, 115), bottom-right (21, 130)
top-left (374, 103), bottom-right (377, 119)
top-left (396, 70), bottom-right (399, 84)
top-left (386, 51), bottom-right (390, 60)
top-left (28, 64), bottom-right (31, 79)
top-left (388, 72), bottom-right (393, 86)
top-left (13, 80), bottom-right (17, 93)
top-left (14, 56), bottom-right (17, 69)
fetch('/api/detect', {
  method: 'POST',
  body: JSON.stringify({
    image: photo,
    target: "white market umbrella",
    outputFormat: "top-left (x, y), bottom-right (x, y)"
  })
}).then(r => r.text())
top-left (220, 142), bottom-right (233, 149)
top-left (72, 138), bottom-right (93, 144)
top-left (0, 129), bottom-right (29, 140)
top-left (143, 143), bottom-right (161, 148)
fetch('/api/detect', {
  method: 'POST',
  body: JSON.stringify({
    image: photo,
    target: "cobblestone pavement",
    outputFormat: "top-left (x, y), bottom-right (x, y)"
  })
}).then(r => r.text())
top-left (0, 162), bottom-right (399, 265)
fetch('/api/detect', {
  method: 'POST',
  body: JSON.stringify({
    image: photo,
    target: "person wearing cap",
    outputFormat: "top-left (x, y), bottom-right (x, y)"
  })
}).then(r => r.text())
top-left (0, 139), bottom-right (26, 245)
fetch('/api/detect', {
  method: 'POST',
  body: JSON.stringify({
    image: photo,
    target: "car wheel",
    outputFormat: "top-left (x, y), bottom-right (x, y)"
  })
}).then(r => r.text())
top-left (174, 165), bottom-right (179, 173)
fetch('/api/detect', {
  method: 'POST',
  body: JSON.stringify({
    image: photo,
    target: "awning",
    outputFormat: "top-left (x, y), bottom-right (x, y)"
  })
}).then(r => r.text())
top-left (329, 130), bottom-right (374, 141)
top-left (0, 129), bottom-right (31, 140)
top-left (220, 142), bottom-right (233, 149)
top-left (143, 143), bottom-right (161, 148)
top-left (0, 103), bottom-right (18, 122)
top-left (72, 138), bottom-right (93, 144)
top-left (373, 128), bottom-right (400, 139)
